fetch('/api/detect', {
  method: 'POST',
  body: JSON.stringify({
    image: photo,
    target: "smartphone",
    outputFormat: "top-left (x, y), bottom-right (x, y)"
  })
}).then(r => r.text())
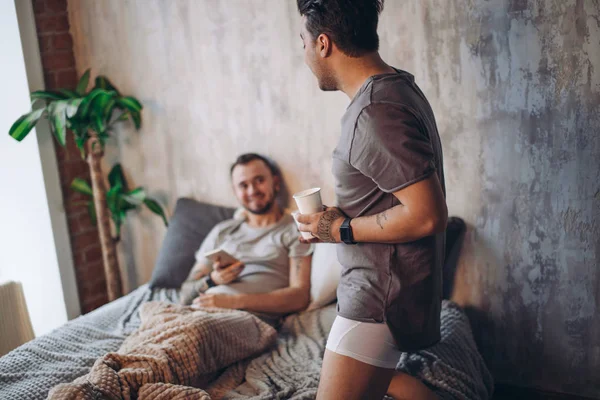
top-left (203, 248), bottom-right (240, 267)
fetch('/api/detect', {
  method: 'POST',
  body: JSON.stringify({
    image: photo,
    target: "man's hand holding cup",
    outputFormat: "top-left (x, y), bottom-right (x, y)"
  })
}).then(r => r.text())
top-left (291, 187), bottom-right (346, 244)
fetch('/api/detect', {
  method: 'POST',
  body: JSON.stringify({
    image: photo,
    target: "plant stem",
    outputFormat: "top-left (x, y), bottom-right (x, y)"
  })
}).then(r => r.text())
top-left (87, 135), bottom-right (122, 301)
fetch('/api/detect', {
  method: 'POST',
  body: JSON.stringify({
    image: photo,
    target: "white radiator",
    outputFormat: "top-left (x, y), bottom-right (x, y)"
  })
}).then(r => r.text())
top-left (0, 281), bottom-right (34, 357)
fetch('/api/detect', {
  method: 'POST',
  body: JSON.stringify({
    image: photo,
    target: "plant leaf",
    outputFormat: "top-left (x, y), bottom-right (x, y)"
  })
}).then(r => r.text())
top-left (97, 131), bottom-right (110, 143)
top-left (89, 91), bottom-right (115, 135)
top-left (48, 100), bottom-right (68, 146)
top-left (111, 209), bottom-right (120, 228)
top-left (114, 220), bottom-right (121, 239)
top-left (102, 97), bottom-right (116, 122)
top-left (119, 197), bottom-right (138, 211)
top-left (117, 111), bottom-right (130, 121)
top-left (144, 198), bottom-right (168, 226)
top-left (92, 114), bottom-right (105, 135)
top-left (30, 90), bottom-right (69, 102)
top-left (123, 187), bottom-right (146, 205)
top-left (74, 132), bottom-right (89, 158)
top-left (87, 201), bottom-right (97, 225)
top-left (94, 76), bottom-right (121, 96)
top-left (108, 163), bottom-right (127, 190)
top-left (9, 108), bottom-right (45, 141)
top-left (130, 111), bottom-right (142, 130)
top-left (68, 114), bottom-right (87, 135)
top-left (58, 89), bottom-right (80, 98)
top-left (66, 98), bottom-right (83, 118)
top-left (113, 209), bottom-right (126, 240)
top-left (117, 96), bottom-right (142, 113)
top-left (116, 97), bottom-right (143, 129)
top-left (76, 69), bottom-right (91, 95)
top-left (70, 178), bottom-right (93, 196)
top-left (107, 182), bottom-right (126, 240)
top-left (92, 91), bottom-right (114, 114)
top-left (106, 182), bottom-right (123, 216)
top-left (77, 88), bottom-right (115, 120)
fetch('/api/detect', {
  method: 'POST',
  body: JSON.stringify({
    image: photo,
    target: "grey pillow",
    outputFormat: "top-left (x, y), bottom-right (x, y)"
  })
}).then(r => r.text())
top-left (149, 198), bottom-right (235, 288)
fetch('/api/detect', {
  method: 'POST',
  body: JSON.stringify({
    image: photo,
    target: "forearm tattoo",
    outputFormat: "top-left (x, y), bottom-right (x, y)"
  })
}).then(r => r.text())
top-left (291, 258), bottom-right (301, 273)
top-left (317, 209), bottom-right (344, 242)
top-left (375, 210), bottom-right (388, 230)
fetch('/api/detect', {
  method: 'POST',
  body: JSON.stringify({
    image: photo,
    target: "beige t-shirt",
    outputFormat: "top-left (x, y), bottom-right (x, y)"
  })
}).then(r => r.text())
top-left (194, 213), bottom-right (313, 298)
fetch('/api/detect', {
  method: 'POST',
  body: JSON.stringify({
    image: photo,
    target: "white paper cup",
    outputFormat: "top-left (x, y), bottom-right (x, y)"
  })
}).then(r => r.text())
top-left (292, 188), bottom-right (323, 240)
top-left (293, 187), bottom-right (323, 214)
top-left (291, 211), bottom-right (313, 240)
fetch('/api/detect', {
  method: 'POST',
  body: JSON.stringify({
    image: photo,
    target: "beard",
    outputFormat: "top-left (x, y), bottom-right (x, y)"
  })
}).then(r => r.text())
top-left (310, 61), bottom-right (337, 91)
top-left (317, 73), bottom-right (338, 91)
top-left (244, 198), bottom-right (275, 215)
top-left (243, 189), bottom-right (278, 215)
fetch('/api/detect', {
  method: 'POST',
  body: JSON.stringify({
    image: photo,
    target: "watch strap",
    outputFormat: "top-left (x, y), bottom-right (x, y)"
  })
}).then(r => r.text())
top-left (340, 217), bottom-right (356, 245)
top-left (205, 275), bottom-right (217, 288)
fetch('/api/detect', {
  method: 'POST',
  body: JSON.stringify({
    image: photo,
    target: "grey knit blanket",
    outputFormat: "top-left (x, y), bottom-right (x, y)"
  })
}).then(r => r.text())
top-left (210, 301), bottom-right (493, 400)
top-left (0, 285), bottom-right (493, 399)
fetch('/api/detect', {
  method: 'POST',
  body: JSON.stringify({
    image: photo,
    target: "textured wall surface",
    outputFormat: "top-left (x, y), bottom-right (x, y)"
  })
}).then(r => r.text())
top-left (68, 0), bottom-right (599, 396)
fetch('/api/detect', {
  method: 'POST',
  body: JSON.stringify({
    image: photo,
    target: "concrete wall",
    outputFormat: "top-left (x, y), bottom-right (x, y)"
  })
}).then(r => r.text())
top-left (68, 0), bottom-right (599, 396)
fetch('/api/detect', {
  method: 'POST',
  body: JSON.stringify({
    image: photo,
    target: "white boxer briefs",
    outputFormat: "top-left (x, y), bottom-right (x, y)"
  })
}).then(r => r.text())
top-left (325, 315), bottom-right (402, 369)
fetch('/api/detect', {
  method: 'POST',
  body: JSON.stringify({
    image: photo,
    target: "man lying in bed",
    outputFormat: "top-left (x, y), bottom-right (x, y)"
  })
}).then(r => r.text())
top-left (179, 153), bottom-right (314, 326)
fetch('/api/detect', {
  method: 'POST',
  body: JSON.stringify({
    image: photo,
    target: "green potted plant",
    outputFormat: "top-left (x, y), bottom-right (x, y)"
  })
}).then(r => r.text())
top-left (71, 163), bottom-right (167, 242)
top-left (9, 69), bottom-right (165, 300)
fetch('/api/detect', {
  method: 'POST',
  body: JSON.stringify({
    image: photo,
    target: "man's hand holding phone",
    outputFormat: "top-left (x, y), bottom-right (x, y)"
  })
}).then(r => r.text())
top-left (204, 249), bottom-right (244, 286)
top-left (209, 258), bottom-right (245, 285)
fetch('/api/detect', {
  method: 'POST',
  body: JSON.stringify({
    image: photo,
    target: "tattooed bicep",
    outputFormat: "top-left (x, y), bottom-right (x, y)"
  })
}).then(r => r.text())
top-left (289, 255), bottom-right (312, 287)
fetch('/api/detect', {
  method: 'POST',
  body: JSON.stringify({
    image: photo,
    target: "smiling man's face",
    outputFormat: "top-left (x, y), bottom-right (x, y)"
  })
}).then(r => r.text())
top-left (231, 159), bottom-right (280, 215)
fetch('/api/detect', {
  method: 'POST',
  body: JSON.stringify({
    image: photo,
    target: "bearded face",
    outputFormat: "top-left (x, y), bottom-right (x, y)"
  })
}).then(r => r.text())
top-left (231, 159), bottom-right (280, 215)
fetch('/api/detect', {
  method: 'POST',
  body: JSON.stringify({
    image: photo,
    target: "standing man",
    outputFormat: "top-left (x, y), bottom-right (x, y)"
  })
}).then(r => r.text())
top-left (295, 1), bottom-right (447, 399)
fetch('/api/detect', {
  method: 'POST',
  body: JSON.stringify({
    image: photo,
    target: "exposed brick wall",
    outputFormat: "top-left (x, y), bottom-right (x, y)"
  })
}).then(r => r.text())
top-left (32, 0), bottom-right (108, 314)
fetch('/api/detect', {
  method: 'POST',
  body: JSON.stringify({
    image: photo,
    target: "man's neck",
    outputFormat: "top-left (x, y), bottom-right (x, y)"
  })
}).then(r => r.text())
top-left (245, 206), bottom-right (283, 228)
top-left (335, 52), bottom-right (396, 99)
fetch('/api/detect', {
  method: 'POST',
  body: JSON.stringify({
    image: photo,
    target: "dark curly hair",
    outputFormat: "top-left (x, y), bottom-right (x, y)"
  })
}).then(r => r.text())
top-left (297, 0), bottom-right (384, 57)
top-left (229, 153), bottom-right (279, 178)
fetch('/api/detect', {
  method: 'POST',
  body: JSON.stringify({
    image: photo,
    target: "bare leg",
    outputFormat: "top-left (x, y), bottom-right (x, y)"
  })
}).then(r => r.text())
top-left (386, 371), bottom-right (440, 400)
top-left (316, 349), bottom-right (395, 400)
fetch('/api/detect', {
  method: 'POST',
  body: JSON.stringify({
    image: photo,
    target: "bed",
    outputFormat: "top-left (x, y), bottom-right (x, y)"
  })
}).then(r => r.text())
top-left (0, 199), bottom-right (493, 399)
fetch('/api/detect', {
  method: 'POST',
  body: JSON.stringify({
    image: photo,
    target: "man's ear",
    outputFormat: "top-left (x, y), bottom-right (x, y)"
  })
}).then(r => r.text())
top-left (273, 175), bottom-right (281, 193)
top-left (317, 33), bottom-right (332, 58)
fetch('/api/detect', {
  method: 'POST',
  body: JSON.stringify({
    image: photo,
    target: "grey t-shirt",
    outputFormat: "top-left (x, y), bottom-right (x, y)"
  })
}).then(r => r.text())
top-left (332, 69), bottom-right (445, 351)
top-left (194, 213), bottom-right (313, 316)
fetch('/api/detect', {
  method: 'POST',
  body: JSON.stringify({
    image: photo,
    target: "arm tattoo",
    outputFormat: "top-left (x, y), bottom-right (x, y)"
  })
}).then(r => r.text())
top-left (291, 258), bottom-right (301, 273)
top-left (317, 209), bottom-right (344, 242)
top-left (375, 210), bottom-right (388, 230)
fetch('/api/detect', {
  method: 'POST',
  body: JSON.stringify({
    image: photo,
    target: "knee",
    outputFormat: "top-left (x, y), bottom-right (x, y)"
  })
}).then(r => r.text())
top-left (387, 372), bottom-right (439, 400)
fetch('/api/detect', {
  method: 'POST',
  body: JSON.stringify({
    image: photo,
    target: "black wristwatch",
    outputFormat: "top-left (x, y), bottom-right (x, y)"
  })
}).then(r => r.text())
top-left (205, 275), bottom-right (217, 288)
top-left (340, 218), bottom-right (357, 245)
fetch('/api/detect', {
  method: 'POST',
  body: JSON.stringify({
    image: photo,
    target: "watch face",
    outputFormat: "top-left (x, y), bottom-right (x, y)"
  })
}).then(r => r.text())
top-left (341, 226), bottom-right (351, 243)
top-left (340, 218), bottom-right (354, 244)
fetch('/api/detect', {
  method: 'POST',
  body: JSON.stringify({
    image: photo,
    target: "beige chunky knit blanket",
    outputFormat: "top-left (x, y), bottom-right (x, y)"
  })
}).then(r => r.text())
top-left (47, 301), bottom-right (277, 400)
